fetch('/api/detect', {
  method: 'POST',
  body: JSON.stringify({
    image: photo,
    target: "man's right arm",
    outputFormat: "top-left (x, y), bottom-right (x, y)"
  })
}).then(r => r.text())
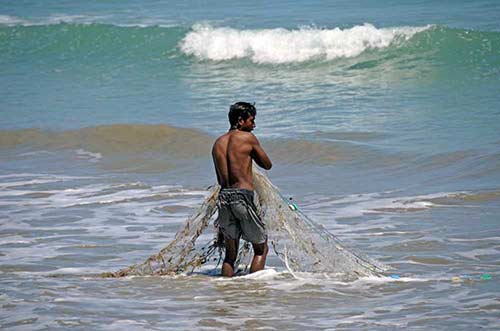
top-left (249, 134), bottom-right (272, 170)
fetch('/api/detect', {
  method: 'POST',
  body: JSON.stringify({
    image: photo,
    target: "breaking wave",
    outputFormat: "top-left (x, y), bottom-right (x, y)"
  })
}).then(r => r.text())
top-left (180, 23), bottom-right (431, 63)
top-left (1, 19), bottom-right (498, 74)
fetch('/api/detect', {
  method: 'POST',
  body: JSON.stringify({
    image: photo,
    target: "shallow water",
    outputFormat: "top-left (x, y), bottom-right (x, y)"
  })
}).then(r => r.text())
top-left (1, 170), bottom-right (499, 330)
top-left (1, 0), bottom-right (500, 330)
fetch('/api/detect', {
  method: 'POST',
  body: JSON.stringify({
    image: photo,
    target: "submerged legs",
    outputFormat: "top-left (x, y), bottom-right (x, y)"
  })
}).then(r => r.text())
top-left (250, 241), bottom-right (268, 274)
top-left (221, 238), bottom-right (268, 277)
top-left (221, 238), bottom-right (239, 277)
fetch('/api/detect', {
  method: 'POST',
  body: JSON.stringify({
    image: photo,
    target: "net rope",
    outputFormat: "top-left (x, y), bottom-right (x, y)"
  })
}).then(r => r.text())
top-left (102, 169), bottom-right (389, 278)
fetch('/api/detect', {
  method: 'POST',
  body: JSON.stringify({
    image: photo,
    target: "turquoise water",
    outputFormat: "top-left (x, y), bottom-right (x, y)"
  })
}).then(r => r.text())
top-left (1, 1), bottom-right (499, 330)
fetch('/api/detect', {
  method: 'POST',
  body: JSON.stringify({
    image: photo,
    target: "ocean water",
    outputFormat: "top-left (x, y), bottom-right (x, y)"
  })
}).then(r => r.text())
top-left (1, 1), bottom-right (499, 330)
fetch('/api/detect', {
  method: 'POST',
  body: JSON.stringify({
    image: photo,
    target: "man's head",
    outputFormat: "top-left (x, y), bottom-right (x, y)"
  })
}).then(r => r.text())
top-left (228, 102), bottom-right (256, 132)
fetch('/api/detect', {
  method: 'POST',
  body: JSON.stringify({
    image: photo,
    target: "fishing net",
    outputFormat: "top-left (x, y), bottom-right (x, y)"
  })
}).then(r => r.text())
top-left (102, 169), bottom-right (389, 278)
top-left (252, 170), bottom-right (389, 278)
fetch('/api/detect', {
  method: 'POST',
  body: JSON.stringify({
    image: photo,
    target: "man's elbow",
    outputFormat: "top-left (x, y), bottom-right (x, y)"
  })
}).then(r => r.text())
top-left (263, 161), bottom-right (272, 170)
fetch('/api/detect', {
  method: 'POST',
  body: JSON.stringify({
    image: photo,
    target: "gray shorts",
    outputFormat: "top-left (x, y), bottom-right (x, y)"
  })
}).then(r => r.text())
top-left (216, 188), bottom-right (267, 244)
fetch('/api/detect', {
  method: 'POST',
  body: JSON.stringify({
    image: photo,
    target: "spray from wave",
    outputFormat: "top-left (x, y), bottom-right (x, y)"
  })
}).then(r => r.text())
top-left (180, 23), bottom-right (431, 63)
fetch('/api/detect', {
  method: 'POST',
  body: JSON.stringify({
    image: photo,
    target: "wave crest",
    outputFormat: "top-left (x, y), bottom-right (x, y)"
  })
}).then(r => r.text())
top-left (180, 23), bottom-right (431, 63)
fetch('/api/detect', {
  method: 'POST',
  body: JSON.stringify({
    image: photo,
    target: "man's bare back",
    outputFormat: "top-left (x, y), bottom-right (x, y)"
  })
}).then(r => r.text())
top-left (212, 129), bottom-right (272, 190)
top-left (212, 103), bottom-right (272, 277)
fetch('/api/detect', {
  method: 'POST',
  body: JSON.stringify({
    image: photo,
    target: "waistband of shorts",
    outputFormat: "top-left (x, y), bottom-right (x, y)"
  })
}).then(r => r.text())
top-left (219, 188), bottom-right (254, 201)
top-left (220, 188), bottom-right (254, 194)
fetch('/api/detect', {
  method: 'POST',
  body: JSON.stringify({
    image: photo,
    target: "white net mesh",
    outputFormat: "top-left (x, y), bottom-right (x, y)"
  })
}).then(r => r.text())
top-left (102, 169), bottom-right (389, 278)
top-left (252, 169), bottom-right (389, 278)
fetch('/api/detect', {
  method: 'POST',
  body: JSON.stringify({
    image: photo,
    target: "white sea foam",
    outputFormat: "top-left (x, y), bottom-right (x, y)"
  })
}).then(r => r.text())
top-left (0, 14), bottom-right (95, 26)
top-left (212, 269), bottom-right (433, 289)
top-left (180, 23), bottom-right (431, 63)
top-left (4, 185), bottom-right (204, 210)
top-left (0, 173), bottom-right (96, 192)
top-left (0, 178), bottom-right (61, 189)
top-left (19, 150), bottom-right (54, 157)
top-left (0, 14), bottom-right (178, 27)
top-left (304, 191), bottom-right (469, 219)
top-left (0, 173), bottom-right (47, 179)
top-left (456, 248), bottom-right (499, 260)
top-left (0, 173), bottom-right (93, 179)
top-left (46, 14), bottom-right (104, 24)
top-left (238, 268), bottom-right (281, 280)
top-left (51, 185), bottom-right (206, 208)
top-left (448, 236), bottom-right (500, 242)
top-left (0, 15), bottom-right (29, 26)
top-left (352, 275), bottom-right (431, 284)
top-left (213, 268), bottom-right (283, 282)
top-left (76, 149), bottom-right (102, 163)
top-left (49, 267), bottom-right (101, 274)
top-left (0, 14), bottom-right (127, 27)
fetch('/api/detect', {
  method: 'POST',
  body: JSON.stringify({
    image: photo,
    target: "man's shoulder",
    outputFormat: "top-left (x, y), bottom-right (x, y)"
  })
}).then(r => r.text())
top-left (212, 133), bottom-right (229, 152)
top-left (229, 132), bottom-right (258, 148)
top-left (214, 132), bottom-right (229, 144)
top-left (231, 130), bottom-right (256, 141)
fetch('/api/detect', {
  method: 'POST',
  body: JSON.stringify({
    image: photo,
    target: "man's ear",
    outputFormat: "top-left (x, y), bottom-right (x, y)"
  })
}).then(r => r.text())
top-left (237, 117), bottom-right (243, 128)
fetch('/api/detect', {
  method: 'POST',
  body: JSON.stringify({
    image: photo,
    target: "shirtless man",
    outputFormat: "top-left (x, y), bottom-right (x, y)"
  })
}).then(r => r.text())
top-left (212, 102), bottom-right (272, 277)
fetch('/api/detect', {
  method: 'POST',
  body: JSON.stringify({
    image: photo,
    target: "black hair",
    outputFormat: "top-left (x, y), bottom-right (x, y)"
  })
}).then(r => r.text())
top-left (228, 102), bottom-right (256, 129)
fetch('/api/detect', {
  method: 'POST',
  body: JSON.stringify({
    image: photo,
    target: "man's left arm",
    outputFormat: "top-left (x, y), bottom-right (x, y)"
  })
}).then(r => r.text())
top-left (249, 134), bottom-right (272, 170)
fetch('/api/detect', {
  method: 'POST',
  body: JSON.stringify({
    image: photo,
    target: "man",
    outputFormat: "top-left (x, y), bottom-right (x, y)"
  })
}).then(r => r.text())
top-left (212, 102), bottom-right (272, 277)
